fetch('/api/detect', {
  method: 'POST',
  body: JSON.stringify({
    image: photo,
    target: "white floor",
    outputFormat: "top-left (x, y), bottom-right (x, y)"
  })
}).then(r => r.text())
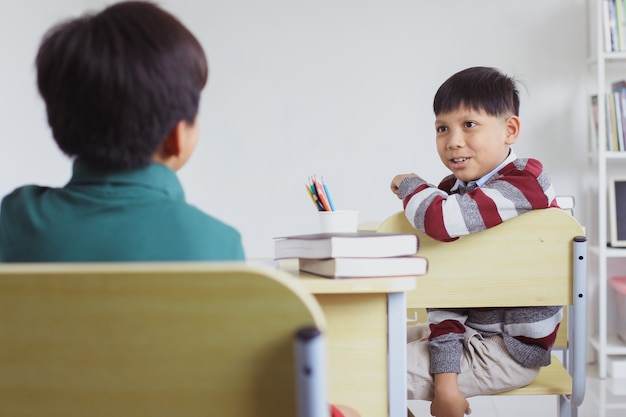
top-left (407, 364), bottom-right (626, 417)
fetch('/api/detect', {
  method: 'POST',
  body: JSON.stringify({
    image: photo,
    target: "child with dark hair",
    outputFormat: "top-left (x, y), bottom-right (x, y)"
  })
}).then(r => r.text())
top-left (0, 1), bottom-right (244, 261)
top-left (0, 3), bottom-right (360, 416)
top-left (391, 66), bottom-right (560, 417)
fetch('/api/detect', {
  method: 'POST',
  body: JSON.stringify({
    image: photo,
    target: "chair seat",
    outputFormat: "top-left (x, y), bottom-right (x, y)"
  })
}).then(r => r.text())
top-left (407, 358), bottom-right (573, 417)
top-left (497, 356), bottom-right (572, 396)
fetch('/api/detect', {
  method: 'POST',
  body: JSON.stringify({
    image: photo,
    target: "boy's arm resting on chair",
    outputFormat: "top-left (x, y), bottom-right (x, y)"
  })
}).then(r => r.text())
top-left (392, 66), bottom-right (563, 417)
top-left (392, 156), bottom-right (558, 242)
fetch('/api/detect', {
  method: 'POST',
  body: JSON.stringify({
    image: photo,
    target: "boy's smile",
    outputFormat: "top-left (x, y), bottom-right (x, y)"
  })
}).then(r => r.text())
top-left (435, 106), bottom-right (519, 182)
top-left (450, 156), bottom-right (470, 169)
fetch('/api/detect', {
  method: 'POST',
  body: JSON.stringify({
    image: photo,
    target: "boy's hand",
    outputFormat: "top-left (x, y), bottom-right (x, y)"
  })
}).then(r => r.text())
top-left (390, 173), bottom-right (418, 199)
top-left (430, 373), bottom-right (471, 417)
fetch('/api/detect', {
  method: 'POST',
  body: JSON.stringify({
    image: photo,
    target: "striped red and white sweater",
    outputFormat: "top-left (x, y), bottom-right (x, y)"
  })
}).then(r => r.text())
top-left (399, 157), bottom-right (562, 374)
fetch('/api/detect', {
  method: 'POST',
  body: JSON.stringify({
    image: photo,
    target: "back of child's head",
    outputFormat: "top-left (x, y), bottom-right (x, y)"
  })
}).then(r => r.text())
top-left (433, 66), bottom-right (520, 118)
top-left (36, 1), bottom-right (208, 169)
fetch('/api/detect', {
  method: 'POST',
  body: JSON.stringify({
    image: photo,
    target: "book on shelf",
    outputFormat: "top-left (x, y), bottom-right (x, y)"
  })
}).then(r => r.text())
top-left (608, 91), bottom-right (620, 151)
top-left (603, 0), bottom-right (626, 52)
top-left (614, 90), bottom-right (625, 151)
top-left (274, 232), bottom-right (419, 259)
top-left (611, 0), bottom-right (620, 51)
top-left (604, 0), bottom-right (614, 52)
top-left (611, 80), bottom-right (626, 151)
top-left (590, 94), bottom-right (599, 152)
top-left (613, 80), bottom-right (626, 151)
top-left (611, 0), bottom-right (625, 51)
top-left (298, 256), bottom-right (428, 278)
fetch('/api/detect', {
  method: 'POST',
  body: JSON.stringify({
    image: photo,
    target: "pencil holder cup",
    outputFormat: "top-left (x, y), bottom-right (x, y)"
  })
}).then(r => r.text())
top-left (318, 210), bottom-right (359, 233)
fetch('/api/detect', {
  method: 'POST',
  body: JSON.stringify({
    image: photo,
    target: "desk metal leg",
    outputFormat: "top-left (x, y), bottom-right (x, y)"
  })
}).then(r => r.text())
top-left (387, 292), bottom-right (407, 417)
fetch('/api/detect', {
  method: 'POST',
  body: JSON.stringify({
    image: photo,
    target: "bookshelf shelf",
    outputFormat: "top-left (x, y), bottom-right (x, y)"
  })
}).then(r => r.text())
top-left (603, 51), bottom-right (626, 60)
top-left (588, 51), bottom-right (626, 65)
top-left (588, 0), bottom-right (626, 379)
top-left (606, 151), bottom-right (626, 158)
top-left (590, 245), bottom-right (626, 258)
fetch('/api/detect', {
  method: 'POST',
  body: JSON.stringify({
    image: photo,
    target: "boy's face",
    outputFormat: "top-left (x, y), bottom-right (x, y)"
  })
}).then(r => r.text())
top-left (434, 106), bottom-right (519, 182)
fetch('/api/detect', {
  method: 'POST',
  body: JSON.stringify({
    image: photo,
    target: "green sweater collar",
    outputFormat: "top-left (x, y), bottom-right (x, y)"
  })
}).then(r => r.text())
top-left (67, 160), bottom-right (185, 200)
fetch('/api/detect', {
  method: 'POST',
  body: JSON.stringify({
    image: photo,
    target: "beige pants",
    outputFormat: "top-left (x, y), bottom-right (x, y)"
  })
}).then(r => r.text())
top-left (407, 323), bottom-right (540, 400)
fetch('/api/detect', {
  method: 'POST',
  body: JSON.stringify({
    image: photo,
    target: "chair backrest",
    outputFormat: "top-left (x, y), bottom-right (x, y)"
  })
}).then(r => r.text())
top-left (0, 262), bottom-right (326, 417)
top-left (378, 208), bottom-right (588, 410)
top-left (377, 208), bottom-right (585, 309)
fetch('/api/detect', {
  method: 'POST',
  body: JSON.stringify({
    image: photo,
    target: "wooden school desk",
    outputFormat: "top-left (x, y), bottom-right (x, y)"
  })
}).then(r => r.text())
top-left (278, 260), bottom-right (416, 417)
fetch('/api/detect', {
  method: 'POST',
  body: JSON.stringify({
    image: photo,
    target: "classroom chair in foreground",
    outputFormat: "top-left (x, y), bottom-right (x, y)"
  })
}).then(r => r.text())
top-left (0, 262), bottom-right (328, 417)
top-left (377, 208), bottom-right (587, 417)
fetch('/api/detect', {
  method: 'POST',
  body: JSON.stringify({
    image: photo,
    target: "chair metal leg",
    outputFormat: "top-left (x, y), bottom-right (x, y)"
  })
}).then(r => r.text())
top-left (559, 394), bottom-right (573, 417)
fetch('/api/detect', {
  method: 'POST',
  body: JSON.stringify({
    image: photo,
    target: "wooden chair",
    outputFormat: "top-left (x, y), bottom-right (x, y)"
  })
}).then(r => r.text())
top-left (376, 208), bottom-right (587, 417)
top-left (0, 262), bottom-right (327, 417)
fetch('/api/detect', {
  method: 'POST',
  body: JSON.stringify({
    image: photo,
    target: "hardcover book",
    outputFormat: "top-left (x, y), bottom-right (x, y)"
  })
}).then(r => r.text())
top-left (274, 232), bottom-right (419, 259)
top-left (298, 256), bottom-right (428, 278)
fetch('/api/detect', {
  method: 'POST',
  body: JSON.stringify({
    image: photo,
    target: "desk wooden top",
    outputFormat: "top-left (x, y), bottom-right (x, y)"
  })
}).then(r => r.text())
top-left (274, 259), bottom-right (417, 295)
top-left (0, 260), bottom-right (417, 297)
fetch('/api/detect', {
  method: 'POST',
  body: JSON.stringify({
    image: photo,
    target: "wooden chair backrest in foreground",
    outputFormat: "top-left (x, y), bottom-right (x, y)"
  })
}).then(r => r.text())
top-left (0, 262), bottom-right (327, 417)
top-left (377, 208), bottom-right (587, 417)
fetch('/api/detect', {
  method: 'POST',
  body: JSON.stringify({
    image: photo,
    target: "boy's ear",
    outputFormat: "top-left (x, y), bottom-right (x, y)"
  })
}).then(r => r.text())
top-left (505, 115), bottom-right (521, 144)
top-left (161, 123), bottom-right (183, 157)
top-left (153, 119), bottom-right (198, 171)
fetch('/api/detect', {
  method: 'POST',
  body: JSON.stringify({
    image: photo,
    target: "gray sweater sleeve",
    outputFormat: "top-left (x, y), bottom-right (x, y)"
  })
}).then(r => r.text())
top-left (429, 332), bottom-right (465, 374)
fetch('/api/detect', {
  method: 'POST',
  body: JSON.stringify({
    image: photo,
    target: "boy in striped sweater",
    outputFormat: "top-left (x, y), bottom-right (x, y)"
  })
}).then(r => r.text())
top-left (390, 66), bottom-right (560, 417)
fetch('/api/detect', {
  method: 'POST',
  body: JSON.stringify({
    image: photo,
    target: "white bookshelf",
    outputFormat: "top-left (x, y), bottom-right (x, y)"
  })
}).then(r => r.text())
top-left (588, 0), bottom-right (626, 379)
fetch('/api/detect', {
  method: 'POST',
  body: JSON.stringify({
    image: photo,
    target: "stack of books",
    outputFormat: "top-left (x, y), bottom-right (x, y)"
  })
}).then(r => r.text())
top-left (274, 232), bottom-right (427, 279)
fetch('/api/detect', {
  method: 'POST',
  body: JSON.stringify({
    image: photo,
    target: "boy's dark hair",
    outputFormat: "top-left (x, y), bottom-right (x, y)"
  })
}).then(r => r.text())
top-left (36, 1), bottom-right (208, 169)
top-left (433, 66), bottom-right (520, 118)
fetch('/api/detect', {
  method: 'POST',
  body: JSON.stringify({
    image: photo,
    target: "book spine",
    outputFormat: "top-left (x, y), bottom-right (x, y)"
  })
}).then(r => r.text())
top-left (589, 95), bottom-right (599, 152)
top-left (613, 81), bottom-right (626, 152)
top-left (616, 0), bottom-right (626, 50)
top-left (604, 0), bottom-right (615, 52)
top-left (609, 92), bottom-right (619, 151)
top-left (614, 91), bottom-right (624, 151)
top-left (611, 0), bottom-right (620, 51)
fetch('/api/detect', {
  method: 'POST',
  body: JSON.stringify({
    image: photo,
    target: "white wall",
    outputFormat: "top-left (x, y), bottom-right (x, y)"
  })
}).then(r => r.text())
top-left (0, 0), bottom-right (589, 258)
